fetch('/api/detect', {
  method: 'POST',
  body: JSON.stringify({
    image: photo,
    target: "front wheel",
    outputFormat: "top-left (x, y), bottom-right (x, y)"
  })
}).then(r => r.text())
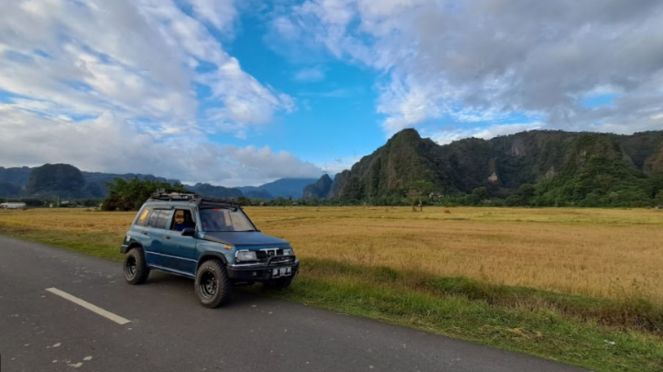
top-left (264, 276), bottom-right (294, 290)
top-left (124, 248), bottom-right (150, 285)
top-left (195, 260), bottom-right (232, 308)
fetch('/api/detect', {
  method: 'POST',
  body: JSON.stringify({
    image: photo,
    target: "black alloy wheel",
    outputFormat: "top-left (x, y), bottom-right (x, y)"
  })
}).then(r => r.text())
top-left (124, 256), bottom-right (137, 279)
top-left (195, 260), bottom-right (231, 308)
top-left (199, 271), bottom-right (218, 298)
top-left (123, 247), bottom-right (150, 285)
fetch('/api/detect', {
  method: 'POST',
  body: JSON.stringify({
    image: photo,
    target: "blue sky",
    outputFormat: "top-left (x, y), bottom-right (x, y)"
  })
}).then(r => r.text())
top-left (1, 0), bottom-right (662, 186)
top-left (221, 11), bottom-right (384, 167)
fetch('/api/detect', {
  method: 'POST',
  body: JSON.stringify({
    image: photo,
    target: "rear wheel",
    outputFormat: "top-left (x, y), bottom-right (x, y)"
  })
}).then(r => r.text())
top-left (124, 248), bottom-right (150, 285)
top-left (195, 260), bottom-right (232, 308)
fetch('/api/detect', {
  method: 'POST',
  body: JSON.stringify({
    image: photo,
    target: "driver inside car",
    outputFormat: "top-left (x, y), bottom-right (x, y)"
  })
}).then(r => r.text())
top-left (173, 210), bottom-right (195, 232)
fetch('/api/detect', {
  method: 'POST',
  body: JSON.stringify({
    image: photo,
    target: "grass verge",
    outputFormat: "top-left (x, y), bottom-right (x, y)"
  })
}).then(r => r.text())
top-left (2, 224), bottom-right (662, 372)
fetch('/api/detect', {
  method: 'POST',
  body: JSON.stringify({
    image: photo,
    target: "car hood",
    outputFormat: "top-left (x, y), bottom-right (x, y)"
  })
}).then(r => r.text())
top-left (201, 231), bottom-right (289, 248)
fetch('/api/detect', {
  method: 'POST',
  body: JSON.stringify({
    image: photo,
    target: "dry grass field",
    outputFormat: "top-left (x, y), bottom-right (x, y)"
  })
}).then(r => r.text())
top-left (1, 206), bottom-right (662, 303)
top-left (3, 206), bottom-right (663, 371)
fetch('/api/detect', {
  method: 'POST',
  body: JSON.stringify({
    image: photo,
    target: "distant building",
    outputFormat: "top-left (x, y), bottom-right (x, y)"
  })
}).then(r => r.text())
top-left (0, 202), bottom-right (27, 210)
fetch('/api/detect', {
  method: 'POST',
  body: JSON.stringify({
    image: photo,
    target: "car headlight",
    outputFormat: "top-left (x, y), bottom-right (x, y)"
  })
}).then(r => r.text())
top-left (236, 250), bottom-right (257, 262)
top-left (283, 248), bottom-right (294, 256)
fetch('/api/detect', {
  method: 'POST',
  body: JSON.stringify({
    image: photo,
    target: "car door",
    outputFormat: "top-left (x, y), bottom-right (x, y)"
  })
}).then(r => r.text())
top-left (143, 209), bottom-right (172, 268)
top-left (162, 208), bottom-right (198, 275)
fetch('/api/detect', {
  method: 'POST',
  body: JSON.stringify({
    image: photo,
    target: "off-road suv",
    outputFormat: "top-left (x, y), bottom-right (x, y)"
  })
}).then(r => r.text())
top-left (120, 191), bottom-right (299, 308)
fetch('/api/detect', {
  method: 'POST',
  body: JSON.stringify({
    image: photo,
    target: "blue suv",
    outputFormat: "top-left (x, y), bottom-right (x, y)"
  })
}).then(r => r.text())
top-left (120, 191), bottom-right (299, 308)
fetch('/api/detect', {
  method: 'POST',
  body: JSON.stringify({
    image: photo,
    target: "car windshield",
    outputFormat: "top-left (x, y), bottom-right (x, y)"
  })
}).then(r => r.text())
top-left (199, 207), bottom-right (256, 232)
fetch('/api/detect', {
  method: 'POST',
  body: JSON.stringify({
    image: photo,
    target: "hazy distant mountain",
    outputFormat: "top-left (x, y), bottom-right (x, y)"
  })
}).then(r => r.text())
top-left (0, 165), bottom-right (182, 198)
top-left (0, 164), bottom-right (183, 199)
top-left (238, 187), bottom-right (274, 200)
top-left (0, 163), bottom-right (311, 200)
top-left (185, 183), bottom-right (243, 199)
top-left (238, 178), bottom-right (318, 200)
top-left (0, 166), bottom-right (32, 188)
top-left (0, 182), bottom-right (21, 197)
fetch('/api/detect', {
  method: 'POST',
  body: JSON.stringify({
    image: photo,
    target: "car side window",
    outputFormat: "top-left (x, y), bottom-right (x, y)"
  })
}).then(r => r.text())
top-left (135, 207), bottom-right (152, 227)
top-left (154, 210), bottom-right (172, 230)
top-left (147, 210), bottom-right (161, 228)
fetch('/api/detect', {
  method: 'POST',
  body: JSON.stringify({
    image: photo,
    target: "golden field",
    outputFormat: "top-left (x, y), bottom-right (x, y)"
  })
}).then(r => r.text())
top-left (1, 206), bottom-right (663, 303)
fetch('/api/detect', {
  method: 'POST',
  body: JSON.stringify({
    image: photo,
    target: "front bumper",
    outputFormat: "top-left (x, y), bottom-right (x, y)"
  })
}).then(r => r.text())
top-left (227, 259), bottom-right (299, 282)
top-left (120, 244), bottom-right (130, 254)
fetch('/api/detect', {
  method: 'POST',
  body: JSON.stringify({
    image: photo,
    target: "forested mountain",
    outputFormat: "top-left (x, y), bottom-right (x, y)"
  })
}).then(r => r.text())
top-left (23, 164), bottom-right (88, 198)
top-left (302, 174), bottom-right (333, 200)
top-left (307, 129), bottom-right (663, 207)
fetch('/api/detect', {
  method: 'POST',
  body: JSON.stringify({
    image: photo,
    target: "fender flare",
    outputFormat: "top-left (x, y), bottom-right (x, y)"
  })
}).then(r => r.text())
top-left (121, 242), bottom-right (143, 254)
top-left (197, 251), bottom-right (228, 271)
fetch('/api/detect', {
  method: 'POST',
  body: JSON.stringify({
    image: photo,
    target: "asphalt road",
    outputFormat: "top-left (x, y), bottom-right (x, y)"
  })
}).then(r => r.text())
top-left (0, 236), bottom-right (588, 372)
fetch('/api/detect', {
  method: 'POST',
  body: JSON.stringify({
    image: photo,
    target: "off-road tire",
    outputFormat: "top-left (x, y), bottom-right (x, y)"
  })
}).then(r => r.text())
top-left (195, 260), bottom-right (232, 308)
top-left (124, 247), bottom-right (150, 285)
top-left (264, 276), bottom-right (294, 290)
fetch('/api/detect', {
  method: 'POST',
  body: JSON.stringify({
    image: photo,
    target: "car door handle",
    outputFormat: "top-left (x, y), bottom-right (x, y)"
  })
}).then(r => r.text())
top-left (165, 235), bottom-right (171, 240)
top-left (142, 231), bottom-right (149, 236)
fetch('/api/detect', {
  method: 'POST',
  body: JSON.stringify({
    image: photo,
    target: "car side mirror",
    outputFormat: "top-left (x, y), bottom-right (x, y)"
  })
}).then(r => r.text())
top-left (181, 228), bottom-right (196, 237)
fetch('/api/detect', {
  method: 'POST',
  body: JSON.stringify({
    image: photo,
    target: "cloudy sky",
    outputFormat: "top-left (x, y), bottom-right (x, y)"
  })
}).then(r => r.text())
top-left (1, 0), bottom-right (662, 186)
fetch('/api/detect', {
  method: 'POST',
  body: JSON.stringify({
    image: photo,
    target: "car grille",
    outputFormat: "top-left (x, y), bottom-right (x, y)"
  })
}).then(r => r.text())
top-left (256, 248), bottom-right (294, 264)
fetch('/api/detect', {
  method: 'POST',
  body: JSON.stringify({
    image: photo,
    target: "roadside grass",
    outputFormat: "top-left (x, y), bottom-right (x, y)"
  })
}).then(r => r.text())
top-left (266, 276), bottom-right (663, 372)
top-left (0, 225), bottom-right (124, 261)
top-left (2, 207), bottom-right (663, 371)
top-left (298, 259), bottom-right (663, 336)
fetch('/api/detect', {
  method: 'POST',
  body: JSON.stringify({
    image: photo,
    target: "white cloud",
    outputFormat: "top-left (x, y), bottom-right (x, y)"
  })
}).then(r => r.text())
top-left (273, 0), bottom-right (663, 136)
top-left (377, 74), bottom-right (444, 133)
top-left (0, 0), bottom-right (293, 133)
top-left (0, 0), bottom-right (307, 185)
top-left (270, 16), bottom-right (301, 40)
top-left (430, 122), bottom-right (544, 145)
top-left (185, 0), bottom-right (237, 34)
top-left (293, 66), bottom-right (326, 82)
top-left (0, 108), bottom-right (322, 186)
top-left (473, 123), bottom-right (544, 140)
top-left (315, 155), bottom-right (362, 175)
top-left (200, 57), bottom-right (295, 126)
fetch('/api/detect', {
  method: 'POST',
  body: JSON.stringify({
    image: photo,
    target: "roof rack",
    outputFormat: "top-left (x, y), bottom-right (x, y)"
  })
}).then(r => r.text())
top-left (149, 189), bottom-right (199, 202)
top-left (148, 189), bottom-right (240, 207)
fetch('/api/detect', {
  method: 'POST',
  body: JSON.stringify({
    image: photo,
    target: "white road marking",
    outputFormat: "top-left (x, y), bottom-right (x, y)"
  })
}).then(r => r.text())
top-left (45, 288), bottom-right (130, 325)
